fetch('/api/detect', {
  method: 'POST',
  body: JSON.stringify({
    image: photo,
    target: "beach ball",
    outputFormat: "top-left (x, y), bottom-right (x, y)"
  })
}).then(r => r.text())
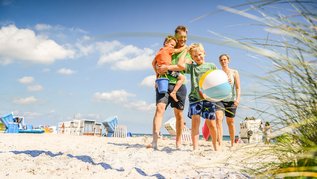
top-left (199, 69), bottom-right (231, 102)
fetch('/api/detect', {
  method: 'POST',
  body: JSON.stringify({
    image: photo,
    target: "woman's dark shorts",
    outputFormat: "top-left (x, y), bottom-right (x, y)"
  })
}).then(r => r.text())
top-left (156, 84), bottom-right (186, 110)
top-left (216, 101), bottom-right (237, 118)
top-left (188, 100), bottom-right (216, 120)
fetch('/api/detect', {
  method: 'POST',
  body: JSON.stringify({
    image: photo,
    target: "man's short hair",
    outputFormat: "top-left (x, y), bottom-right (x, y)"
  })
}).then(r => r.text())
top-left (175, 25), bottom-right (188, 34)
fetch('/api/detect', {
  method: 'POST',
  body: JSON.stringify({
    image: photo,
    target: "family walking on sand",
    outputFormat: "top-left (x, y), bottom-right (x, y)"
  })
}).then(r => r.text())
top-left (148, 25), bottom-right (241, 151)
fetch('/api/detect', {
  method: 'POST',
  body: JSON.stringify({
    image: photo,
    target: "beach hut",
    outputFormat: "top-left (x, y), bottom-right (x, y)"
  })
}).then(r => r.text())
top-left (83, 120), bottom-right (97, 136)
top-left (239, 117), bottom-right (263, 143)
top-left (63, 121), bottom-right (75, 135)
top-left (72, 120), bottom-right (84, 135)
top-left (93, 123), bottom-right (102, 136)
top-left (58, 119), bottom-right (102, 136)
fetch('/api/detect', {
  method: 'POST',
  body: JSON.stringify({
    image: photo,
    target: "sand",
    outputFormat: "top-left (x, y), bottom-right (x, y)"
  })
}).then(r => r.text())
top-left (0, 133), bottom-right (275, 178)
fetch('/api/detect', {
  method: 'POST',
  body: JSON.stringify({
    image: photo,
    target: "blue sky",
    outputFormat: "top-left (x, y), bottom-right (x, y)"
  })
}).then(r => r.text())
top-left (0, 0), bottom-right (279, 134)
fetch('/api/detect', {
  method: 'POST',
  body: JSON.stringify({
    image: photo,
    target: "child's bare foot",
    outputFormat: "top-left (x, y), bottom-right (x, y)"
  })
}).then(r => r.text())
top-left (170, 92), bottom-right (178, 102)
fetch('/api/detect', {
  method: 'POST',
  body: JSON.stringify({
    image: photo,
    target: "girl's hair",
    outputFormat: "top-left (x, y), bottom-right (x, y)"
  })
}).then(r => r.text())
top-left (188, 43), bottom-right (204, 55)
top-left (163, 35), bottom-right (177, 46)
top-left (219, 54), bottom-right (230, 61)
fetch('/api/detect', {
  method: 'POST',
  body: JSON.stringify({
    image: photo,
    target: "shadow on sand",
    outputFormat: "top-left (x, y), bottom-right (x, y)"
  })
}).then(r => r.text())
top-left (10, 150), bottom-right (165, 178)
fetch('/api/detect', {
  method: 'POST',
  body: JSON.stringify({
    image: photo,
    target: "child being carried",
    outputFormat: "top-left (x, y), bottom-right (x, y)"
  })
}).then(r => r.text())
top-left (152, 35), bottom-right (186, 102)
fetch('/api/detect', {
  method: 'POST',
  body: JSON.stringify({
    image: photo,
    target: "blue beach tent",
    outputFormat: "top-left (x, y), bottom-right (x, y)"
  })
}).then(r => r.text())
top-left (102, 116), bottom-right (118, 137)
top-left (0, 113), bottom-right (44, 134)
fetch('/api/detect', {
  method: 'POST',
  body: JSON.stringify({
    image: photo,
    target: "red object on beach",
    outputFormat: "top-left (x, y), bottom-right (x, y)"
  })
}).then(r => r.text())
top-left (202, 121), bottom-right (210, 141)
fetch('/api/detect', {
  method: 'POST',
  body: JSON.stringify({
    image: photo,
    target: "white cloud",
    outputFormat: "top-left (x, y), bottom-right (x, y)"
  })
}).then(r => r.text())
top-left (125, 100), bottom-right (156, 111)
top-left (18, 76), bottom-right (43, 92)
top-left (98, 45), bottom-right (141, 64)
top-left (14, 96), bottom-right (37, 105)
top-left (97, 41), bottom-right (154, 70)
top-left (96, 40), bottom-right (122, 54)
top-left (140, 75), bottom-right (156, 88)
top-left (94, 90), bottom-right (135, 102)
top-left (75, 43), bottom-right (94, 56)
top-left (57, 68), bottom-right (75, 75)
top-left (18, 76), bottom-right (34, 84)
top-left (112, 48), bottom-right (154, 70)
top-left (94, 90), bottom-right (155, 111)
top-left (34, 23), bottom-right (87, 34)
top-left (72, 35), bottom-right (96, 57)
top-left (34, 24), bottom-right (52, 31)
top-left (0, 25), bottom-right (75, 64)
top-left (27, 84), bottom-right (43, 92)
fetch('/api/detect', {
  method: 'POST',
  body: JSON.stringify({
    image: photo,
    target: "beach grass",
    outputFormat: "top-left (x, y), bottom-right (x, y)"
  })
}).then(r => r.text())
top-left (216, 0), bottom-right (317, 177)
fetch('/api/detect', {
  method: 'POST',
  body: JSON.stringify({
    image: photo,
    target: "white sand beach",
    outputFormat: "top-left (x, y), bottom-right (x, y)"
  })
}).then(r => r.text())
top-left (0, 133), bottom-right (275, 178)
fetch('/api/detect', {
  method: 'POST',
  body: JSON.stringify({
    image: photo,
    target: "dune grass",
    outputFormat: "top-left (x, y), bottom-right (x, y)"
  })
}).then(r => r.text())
top-left (212, 0), bottom-right (317, 177)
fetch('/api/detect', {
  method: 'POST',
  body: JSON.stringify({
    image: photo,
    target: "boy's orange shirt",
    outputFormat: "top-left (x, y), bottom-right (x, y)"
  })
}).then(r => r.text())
top-left (154, 46), bottom-right (174, 66)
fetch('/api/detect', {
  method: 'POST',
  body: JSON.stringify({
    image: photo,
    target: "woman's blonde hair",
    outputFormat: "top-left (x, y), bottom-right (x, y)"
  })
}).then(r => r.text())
top-left (188, 43), bottom-right (205, 55)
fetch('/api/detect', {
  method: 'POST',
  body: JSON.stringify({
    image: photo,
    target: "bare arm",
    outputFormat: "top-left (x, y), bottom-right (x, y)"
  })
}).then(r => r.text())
top-left (173, 45), bottom-right (187, 54)
top-left (169, 49), bottom-right (187, 71)
top-left (157, 50), bottom-right (188, 74)
top-left (152, 58), bottom-right (159, 78)
top-left (234, 70), bottom-right (241, 106)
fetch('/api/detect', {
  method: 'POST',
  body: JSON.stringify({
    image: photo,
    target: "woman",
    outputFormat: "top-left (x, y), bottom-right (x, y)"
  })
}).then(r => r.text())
top-left (263, 122), bottom-right (272, 144)
top-left (215, 54), bottom-right (241, 147)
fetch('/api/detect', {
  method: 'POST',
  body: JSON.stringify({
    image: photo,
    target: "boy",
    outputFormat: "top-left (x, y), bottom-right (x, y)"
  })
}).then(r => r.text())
top-left (152, 35), bottom-right (186, 102)
top-left (176, 43), bottom-right (218, 151)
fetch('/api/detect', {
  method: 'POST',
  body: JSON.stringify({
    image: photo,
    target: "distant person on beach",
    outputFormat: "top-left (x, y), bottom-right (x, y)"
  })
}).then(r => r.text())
top-left (147, 25), bottom-right (192, 150)
top-left (215, 54), bottom-right (241, 148)
top-left (263, 121), bottom-right (272, 144)
top-left (152, 35), bottom-right (187, 102)
top-left (172, 43), bottom-right (218, 151)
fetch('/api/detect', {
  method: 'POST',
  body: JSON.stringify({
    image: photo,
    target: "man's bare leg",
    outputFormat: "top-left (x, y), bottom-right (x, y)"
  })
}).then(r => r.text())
top-left (147, 103), bottom-right (166, 149)
top-left (174, 107), bottom-right (184, 149)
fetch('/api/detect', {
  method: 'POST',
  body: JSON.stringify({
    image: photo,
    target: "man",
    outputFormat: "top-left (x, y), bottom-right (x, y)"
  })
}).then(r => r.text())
top-left (148, 25), bottom-right (192, 149)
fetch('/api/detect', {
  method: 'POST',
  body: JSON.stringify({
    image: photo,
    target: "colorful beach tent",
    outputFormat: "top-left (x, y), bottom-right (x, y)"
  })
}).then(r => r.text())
top-left (0, 113), bottom-right (44, 134)
top-left (102, 116), bottom-right (132, 137)
top-left (102, 116), bottom-right (118, 137)
top-left (0, 113), bottom-right (18, 133)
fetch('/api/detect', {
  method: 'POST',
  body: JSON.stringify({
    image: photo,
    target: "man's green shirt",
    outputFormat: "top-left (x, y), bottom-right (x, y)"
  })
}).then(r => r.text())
top-left (167, 51), bottom-right (192, 84)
